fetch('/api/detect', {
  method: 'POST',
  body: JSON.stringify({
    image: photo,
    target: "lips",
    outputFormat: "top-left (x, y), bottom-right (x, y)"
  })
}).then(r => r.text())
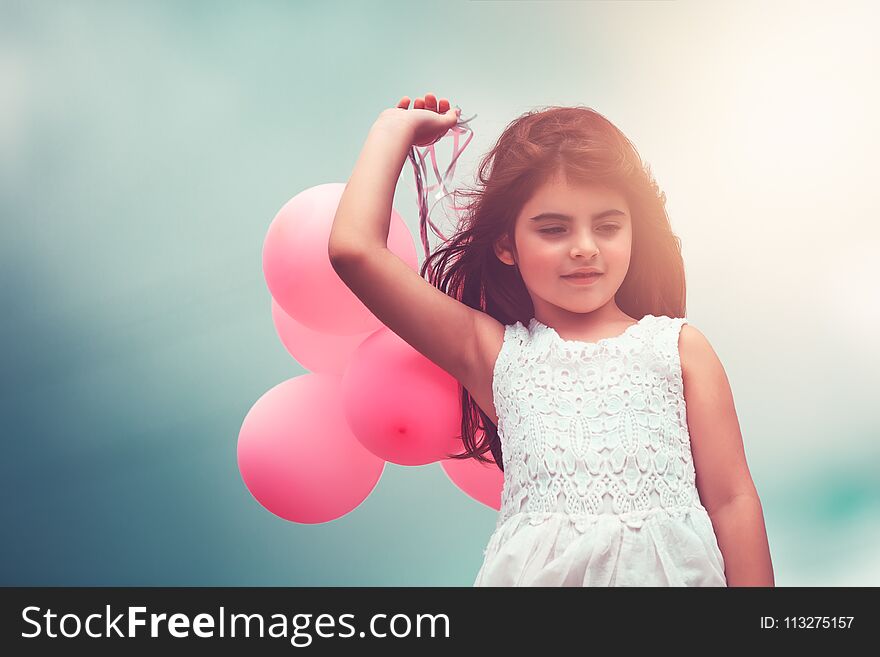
top-left (561, 272), bottom-right (603, 285)
top-left (562, 267), bottom-right (603, 277)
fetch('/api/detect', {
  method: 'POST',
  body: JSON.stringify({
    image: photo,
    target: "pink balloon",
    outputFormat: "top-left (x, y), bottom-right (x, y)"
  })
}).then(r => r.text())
top-left (237, 374), bottom-right (385, 523)
top-left (340, 327), bottom-right (462, 466)
top-left (262, 183), bottom-right (420, 335)
top-left (440, 443), bottom-right (504, 510)
top-left (271, 298), bottom-right (371, 375)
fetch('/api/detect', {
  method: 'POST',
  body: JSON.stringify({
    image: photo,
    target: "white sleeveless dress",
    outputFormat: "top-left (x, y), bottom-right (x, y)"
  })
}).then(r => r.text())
top-left (473, 314), bottom-right (727, 587)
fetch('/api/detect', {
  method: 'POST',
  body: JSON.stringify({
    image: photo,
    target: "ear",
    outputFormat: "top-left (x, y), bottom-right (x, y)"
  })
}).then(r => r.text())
top-left (493, 234), bottom-right (517, 266)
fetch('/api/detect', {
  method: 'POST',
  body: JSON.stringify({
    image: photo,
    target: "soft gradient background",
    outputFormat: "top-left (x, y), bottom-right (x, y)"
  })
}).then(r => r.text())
top-left (2, 0), bottom-right (877, 586)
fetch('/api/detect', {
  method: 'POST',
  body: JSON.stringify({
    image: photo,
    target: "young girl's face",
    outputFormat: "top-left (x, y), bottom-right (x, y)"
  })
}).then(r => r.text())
top-left (496, 174), bottom-right (633, 317)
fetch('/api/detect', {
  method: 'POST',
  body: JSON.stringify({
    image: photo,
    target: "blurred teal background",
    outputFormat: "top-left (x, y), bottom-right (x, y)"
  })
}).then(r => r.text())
top-left (1, 0), bottom-right (878, 586)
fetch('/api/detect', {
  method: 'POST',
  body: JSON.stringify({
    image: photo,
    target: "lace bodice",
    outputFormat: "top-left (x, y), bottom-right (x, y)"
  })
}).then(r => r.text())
top-left (474, 313), bottom-right (726, 585)
top-left (491, 313), bottom-right (703, 531)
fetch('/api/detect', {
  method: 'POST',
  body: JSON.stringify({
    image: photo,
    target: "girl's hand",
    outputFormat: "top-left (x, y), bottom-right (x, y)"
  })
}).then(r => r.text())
top-left (377, 93), bottom-right (460, 148)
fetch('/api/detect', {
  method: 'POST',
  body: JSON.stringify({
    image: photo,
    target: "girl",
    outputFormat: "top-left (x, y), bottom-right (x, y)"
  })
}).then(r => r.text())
top-left (328, 93), bottom-right (774, 587)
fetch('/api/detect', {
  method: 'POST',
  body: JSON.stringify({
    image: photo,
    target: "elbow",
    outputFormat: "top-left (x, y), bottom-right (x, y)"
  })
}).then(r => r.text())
top-left (327, 222), bottom-right (358, 262)
top-left (328, 247), bottom-right (371, 281)
top-left (329, 239), bottom-right (386, 267)
top-left (707, 491), bottom-right (762, 519)
top-left (328, 232), bottom-right (375, 264)
top-left (328, 247), bottom-right (362, 268)
top-left (327, 244), bottom-right (342, 265)
top-left (328, 240), bottom-right (359, 265)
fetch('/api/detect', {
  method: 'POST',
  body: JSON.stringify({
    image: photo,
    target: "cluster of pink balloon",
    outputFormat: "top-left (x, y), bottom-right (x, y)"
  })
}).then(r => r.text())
top-left (237, 182), bottom-right (503, 524)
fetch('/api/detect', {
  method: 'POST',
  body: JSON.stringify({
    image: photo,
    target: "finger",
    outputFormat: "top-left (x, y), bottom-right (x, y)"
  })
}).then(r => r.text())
top-left (397, 96), bottom-right (410, 109)
top-left (438, 98), bottom-right (450, 113)
top-left (425, 92), bottom-right (438, 111)
top-left (414, 98), bottom-right (425, 109)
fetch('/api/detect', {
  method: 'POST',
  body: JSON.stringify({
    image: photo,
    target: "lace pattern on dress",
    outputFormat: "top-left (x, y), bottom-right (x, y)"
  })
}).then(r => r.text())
top-left (490, 314), bottom-right (700, 532)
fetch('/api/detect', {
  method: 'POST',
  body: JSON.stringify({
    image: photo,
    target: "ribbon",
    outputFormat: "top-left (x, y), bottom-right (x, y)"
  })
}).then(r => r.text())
top-left (405, 106), bottom-right (477, 271)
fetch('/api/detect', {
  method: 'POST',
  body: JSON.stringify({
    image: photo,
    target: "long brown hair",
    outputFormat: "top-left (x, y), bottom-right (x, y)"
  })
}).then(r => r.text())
top-left (420, 105), bottom-right (686, 472)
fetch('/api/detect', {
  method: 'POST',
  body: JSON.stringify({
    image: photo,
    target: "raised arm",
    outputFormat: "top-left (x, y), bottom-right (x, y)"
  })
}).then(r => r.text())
top-left (328, 99), bottom-right (502, 407)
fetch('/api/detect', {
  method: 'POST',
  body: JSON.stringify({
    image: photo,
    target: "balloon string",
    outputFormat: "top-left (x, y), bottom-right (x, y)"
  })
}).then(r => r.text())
top-left (404, 108), bottom-right (476, 278)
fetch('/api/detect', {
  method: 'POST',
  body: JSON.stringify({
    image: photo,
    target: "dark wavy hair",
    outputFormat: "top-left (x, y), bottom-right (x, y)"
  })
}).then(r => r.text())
top-left (420, 105), bottom-right (686, 472)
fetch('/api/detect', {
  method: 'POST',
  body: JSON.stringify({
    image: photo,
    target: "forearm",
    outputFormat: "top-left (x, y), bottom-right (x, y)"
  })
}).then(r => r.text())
top-left (328, 115), bottom-right (414, 257)
top-left (709, 494), bottom-right (775, 586)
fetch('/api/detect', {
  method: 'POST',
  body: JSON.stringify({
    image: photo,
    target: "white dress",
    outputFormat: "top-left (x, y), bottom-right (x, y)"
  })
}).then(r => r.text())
top-left (473, 314), bottom-right (727, 587)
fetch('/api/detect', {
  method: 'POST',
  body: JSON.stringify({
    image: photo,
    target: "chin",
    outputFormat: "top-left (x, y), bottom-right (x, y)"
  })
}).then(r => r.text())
top-left (561, 299), bottom-right (609, 313)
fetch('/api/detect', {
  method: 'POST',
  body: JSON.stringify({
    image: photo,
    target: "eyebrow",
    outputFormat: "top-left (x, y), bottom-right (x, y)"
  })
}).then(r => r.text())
top-left (528, 209), bottom-right (628, 222)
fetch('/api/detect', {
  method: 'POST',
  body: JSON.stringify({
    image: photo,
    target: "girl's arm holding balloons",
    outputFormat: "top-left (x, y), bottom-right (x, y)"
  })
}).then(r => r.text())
top-left (328, 94), bottom-right (500, 402)
top-left (328, 95), bottom-right (458, 257)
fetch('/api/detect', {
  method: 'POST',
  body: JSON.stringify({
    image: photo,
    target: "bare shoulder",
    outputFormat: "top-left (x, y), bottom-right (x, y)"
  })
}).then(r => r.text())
top-left (675, 321), bottom-right (755, 516)
top-left (678, 322), bottom-right (724, 378)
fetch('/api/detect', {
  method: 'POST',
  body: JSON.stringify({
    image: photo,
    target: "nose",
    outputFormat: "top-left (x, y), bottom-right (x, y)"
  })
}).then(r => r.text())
top-left (569, 228), bottom-right (600, 258)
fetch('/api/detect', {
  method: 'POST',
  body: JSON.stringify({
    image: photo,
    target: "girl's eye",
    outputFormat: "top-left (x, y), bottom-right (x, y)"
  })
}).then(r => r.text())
top-left (538, 225), bottom-right (620, 235)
